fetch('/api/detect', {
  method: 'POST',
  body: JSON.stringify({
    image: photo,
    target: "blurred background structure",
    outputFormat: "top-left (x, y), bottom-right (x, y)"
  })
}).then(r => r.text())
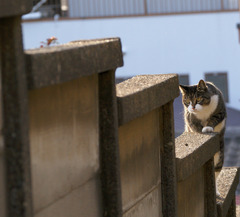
top-left (23, 0), bottom-right (240, 193)
top-left (29, 0), bottom-right (239, 18)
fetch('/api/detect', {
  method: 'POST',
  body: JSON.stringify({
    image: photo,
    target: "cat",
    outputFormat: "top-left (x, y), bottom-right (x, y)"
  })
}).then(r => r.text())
top-left (179, 79), bottom-right (227, 196)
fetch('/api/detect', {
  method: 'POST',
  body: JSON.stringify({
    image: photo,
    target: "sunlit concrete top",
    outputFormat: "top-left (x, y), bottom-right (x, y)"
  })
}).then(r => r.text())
top-left (25, 38), bottom-right (123, 89)
top-left (175, 132), bottom-right (219, 181)
top-left (116, 74), bottom-right (179, 126)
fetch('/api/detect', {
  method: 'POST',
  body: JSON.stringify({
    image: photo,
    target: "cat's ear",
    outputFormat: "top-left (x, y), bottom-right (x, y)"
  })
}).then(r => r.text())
top-left (179, 85), bottom-right (189, 94)
top-left (197, 80), bottom-right (207, 92)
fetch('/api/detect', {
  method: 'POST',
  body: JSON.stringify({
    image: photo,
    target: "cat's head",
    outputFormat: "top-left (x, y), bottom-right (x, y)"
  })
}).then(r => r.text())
top-left (179, 80), bottom-right (212, 113)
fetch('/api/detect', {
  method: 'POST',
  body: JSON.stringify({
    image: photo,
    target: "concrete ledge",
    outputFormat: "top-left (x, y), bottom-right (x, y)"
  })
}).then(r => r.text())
top-left (116, 74), bottom-right (179, 126)
top-left (217, 167), bottom-right (240, 217)
top-left (25, 38), bottom-right (123, 89)
top-left (175, 132), bottom-right (219, 181)
top-left (0, 0), bottom-right (31, 17)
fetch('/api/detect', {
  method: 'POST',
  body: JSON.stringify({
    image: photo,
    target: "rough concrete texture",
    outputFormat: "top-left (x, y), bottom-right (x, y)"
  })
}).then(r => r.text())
top-left (204, 159), bottom-right (217, 217)
top-left (0, 0), bottom-right (31, 17)
top-left (0, 16), bottom-right (33, 217)
top-left (217, 167), bottom-right (239, 217)
top-left (98, 70), bottom-right (122, 217)
top-left (175, 132), bottom-right (219, 181)
top-left (0, 137), bottom-right (6, 217)
top-left (119, 110), bottom-right (161, 212)
top-left (116, 74), bottom-right (179, 126)
top-left (29, 75), bottom-right (99, 213)
top-left (177, 167), bottom-right (205, 217)
top-left (123, 187), bottom-right (161, 217)
top-left (34, 178), bottom-right (103, 217)
top-left (161, 102), bottom-right (178, 217)
top-left (25, 38), bottom-right (123, 89)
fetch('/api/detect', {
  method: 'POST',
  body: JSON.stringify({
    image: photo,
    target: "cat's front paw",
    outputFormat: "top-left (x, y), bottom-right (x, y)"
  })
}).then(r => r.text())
top-left (202, 126), bottom-right (213, 133)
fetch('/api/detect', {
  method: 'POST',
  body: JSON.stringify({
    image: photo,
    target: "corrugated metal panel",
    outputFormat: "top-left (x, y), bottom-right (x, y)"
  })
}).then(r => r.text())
top-left (68, 0), bottom-right (145, 17)
top-left (146, 0), bottom-right (225, 14)
top-left (66, 0), bottom-right (239, 18)
top-left (224, 0), bottom-right (239, 9)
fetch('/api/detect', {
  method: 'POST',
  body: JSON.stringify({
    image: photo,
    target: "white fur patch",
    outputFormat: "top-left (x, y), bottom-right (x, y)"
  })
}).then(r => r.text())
top-left (194, 95), bottom-right (219, 121)
top-left (195, 104), bottom-right (203, 111)
top-left (202, 126), bottom-right (213, 133)
top-left (187, 102), bottom-right (202, 113)
top-left (187, 104), bottom-right (192, 113)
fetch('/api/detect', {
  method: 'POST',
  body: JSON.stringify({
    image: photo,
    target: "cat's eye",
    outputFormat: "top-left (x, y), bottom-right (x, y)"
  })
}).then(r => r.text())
top-left (196, 97), bottom-right (202, 102)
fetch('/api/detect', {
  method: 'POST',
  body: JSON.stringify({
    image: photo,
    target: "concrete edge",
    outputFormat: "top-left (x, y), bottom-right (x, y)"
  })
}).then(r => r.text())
top-left (116, 74), bottom-right (179, 126)
top-left (98, 70), bottom-right (122, 217)
top-left (25, 38), bottom-right (123, 89)
top-left (175, 132), bottom-right (219, 181)
top-left (0, 0), bottom-right (32, 18)
top-left (217, 167), bottom-right (240, 217)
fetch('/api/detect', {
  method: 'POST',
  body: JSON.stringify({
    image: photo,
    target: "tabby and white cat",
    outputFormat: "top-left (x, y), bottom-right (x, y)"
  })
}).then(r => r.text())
top-left (179, 79), bottom-right (227, 196)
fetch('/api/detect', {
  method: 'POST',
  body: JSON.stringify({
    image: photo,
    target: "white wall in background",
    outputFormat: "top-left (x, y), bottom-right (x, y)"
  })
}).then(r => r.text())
top-left (22, 12), bottom-right (240, 109)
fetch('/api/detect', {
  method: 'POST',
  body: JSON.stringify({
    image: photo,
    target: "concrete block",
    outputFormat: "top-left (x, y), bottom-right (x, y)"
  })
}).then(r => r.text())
top-left (178, 167), bottom-right (205, 217)
top-left (0, 16), bottom-right (33, 216)
top-left (0, 0), bottom-right (31, 17)
top-left (34, 177), bottom-right (102, 217)
top-left (29, 74), bottom-right (99, 212)
top-left (160, 102), bottom-right (178, 217)
top-left (116, 74), bottom-right (179, 126)
top-left (0, 136), bottom-right (6, 217)
top-left (99, 70), bottom-right (122, 217)
top-left (123, 187), bottom-right (162, 217)
top-left (119, 110), bottom-right (161, 211)
top-left (25, 38), bottom-right (123, 89)
top-left (217, 167), bottom-right (240, 217)
top-left (175, 132), bottom-right (219, 181)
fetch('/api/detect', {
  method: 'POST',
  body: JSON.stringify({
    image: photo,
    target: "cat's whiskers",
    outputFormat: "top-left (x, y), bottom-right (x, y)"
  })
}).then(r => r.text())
top-left (179, 110), bottom-right (184, 115)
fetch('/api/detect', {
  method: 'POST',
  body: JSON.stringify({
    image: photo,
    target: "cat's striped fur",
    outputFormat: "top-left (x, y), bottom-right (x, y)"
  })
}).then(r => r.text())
top-left (179, 80), bottom-right (226, 194)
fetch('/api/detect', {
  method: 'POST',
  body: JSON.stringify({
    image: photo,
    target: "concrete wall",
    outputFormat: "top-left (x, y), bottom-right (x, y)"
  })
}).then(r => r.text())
top-left (0, 138), bottom-right (6, 217)
top-left (22, 12), bottom-right (240, 109)
top-left (119, 109), bottom-right (162, 217)
top-left (29, 75), bottom-right (102, 217)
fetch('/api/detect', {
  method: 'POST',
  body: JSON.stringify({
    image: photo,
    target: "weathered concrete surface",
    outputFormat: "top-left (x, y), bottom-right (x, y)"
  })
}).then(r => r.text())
top-left (160, 102), bottom-right (178, 217)
top-left (123, 187), bottom-right (162, 217)
top-left (0, 0), bottom-right (31, 17)
top-left (98, 70), bottom-right (122, 217)
top-left (34, 177), bottom-right (102, 217)
top-left (204, 158), bottom-right (217, 217)
top-left (29, 75), bottom-right (99, 214)
top-left (25, 38), bottom-right (123, 89)
top-left (0, 136), bottom-right (6, 217)
top-left (119, 110), bottom-right (161, 214)
top-left (177, 167), bottom-right (205, 217)
top-left (175, 132), bottom-right (219, 181)
top-left (0, 16), bottom-right (33, 216)
top-left (217, 167), bottom-right (239, 217)
top-left (116, 74), bottom-right (179, 126)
